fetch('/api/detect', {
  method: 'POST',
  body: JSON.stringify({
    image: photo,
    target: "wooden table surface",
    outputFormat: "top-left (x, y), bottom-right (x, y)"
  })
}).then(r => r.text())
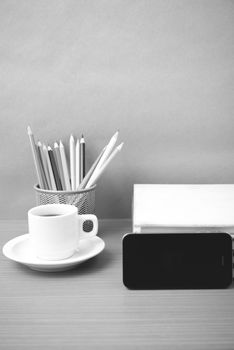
top-left (1, 219), bottom-right (234, 350)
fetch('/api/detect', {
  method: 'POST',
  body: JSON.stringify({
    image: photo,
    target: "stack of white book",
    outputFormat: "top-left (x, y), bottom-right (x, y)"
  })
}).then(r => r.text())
top-left (133, 184), bottom-right (234, 242)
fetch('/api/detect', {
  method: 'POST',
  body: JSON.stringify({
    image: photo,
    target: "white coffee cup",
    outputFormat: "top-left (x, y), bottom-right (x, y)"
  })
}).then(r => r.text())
top-left (28, 204), bottom-right (98, 260)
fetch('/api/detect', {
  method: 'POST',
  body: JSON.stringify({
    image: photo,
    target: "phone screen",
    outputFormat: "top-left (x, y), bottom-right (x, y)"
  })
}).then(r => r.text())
top-left (123, 233), bottom-right (233, 289)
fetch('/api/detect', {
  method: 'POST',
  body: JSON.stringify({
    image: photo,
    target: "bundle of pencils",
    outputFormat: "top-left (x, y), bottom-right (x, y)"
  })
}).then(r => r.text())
top-left (27, 127), bottom-right (124, 191)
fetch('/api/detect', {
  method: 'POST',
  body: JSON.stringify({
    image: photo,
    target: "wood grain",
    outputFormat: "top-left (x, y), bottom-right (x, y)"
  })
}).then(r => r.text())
top-left (1, 219), bottom-right (234, 350)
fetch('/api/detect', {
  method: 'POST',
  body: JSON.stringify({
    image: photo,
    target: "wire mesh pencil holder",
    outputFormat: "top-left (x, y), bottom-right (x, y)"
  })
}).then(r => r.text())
top-left (34, 184), bottom-right (96, 232)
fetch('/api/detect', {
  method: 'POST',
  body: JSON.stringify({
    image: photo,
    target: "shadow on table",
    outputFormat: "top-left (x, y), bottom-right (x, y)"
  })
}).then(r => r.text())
top-left (13, 248), bottom-right (113, 278)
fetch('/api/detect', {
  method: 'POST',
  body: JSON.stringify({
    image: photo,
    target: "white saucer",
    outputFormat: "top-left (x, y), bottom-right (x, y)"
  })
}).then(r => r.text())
top-left (2, 234), bottom-right (105, 272)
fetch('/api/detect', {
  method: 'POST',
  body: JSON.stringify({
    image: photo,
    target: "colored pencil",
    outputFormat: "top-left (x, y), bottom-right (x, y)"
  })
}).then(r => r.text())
top-left (86, 131), bottom-right (118, 188)
top-left (27, 126), bottom-right (44, 188)
top-left (80, 135), bottom-right (85, 180)
top-left (59, 140), bottom-right (71, 191)
top-left (70, 135), bottom-right (76, 190)
top-left (48, 146), bottom-right (62, 190)
top-left (86, 143), bottom-right (124, 188)
top-left (54, 142), bottom-right (66, 190)
top-left (75, 138), bottom-right (80, 188)
top-left (37, 141), bottom-right (49, 189)
top-left (78, 146), bottom-right (106, 189)
top-left (43, 144), bottom-right (57, 190)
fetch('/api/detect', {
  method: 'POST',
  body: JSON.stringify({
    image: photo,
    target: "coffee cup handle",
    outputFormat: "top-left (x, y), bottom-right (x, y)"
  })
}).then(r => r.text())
top-left (77, 214), bottom-right (98, 240)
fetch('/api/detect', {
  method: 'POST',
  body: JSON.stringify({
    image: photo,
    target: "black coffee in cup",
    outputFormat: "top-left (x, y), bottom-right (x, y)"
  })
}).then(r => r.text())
top-left (39, 214), bottom-right (62, 217)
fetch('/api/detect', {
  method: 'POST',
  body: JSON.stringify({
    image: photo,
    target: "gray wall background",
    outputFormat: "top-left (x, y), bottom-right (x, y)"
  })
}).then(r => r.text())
top-left (0, 0), bottom-right (234, 219)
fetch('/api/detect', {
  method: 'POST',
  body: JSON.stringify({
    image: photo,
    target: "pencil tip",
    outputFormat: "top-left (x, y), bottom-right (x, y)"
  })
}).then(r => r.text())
top-left (54, 142), bottom-right (58, 147)
top-left (118, 142), bottom-right (124, 150)
top-left (27, 126), bottom-right (32, 134)
top-left (112, 130), bottom-right (119, 138)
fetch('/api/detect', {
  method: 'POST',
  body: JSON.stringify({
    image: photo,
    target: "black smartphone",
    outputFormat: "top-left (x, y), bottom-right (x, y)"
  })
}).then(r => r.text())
top-left (122, 233), bottom-right (233, 289)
